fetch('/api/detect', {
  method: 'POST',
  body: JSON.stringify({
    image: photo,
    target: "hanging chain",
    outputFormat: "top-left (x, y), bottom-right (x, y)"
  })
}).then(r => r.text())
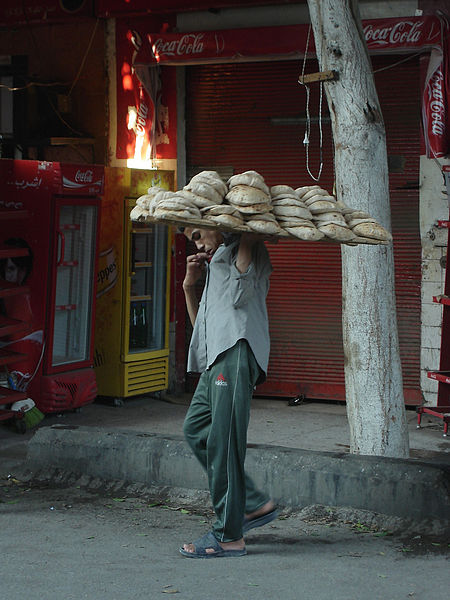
top-left (299, 24), bottom-right (324, 182)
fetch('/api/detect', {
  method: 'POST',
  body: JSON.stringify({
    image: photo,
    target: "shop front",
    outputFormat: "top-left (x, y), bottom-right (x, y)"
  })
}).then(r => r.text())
top-left (112, 12), bottom-right (449, 404)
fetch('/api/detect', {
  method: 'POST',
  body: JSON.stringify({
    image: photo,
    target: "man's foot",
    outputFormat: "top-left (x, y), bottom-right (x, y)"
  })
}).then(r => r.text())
top-left (244, 500), bottom-right (275, 522)
top-left (180, 532), bottom-right (246, 559)
top-left (243, 501), bottom-right (278, 534)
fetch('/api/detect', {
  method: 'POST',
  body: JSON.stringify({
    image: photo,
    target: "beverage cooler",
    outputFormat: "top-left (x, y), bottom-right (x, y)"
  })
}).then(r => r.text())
top-left (94, 167), bottom-right (173, 404)
top-left (0, 159), bottom-right (103, 414)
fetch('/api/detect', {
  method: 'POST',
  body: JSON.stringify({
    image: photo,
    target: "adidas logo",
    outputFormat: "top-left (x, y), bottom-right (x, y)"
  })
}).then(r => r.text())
top-left (215, 373), bottom-right (228, 387)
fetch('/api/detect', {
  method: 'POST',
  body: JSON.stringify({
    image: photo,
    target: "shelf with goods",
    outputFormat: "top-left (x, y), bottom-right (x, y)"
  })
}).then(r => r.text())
top-left (420, 217), bottom-right (450, 437)
top-left (0, 216), bottom-right (32, 429)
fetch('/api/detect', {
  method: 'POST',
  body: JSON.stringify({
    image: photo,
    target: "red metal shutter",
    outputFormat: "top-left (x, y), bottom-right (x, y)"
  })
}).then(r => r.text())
top-left (185, 55), bottom-right (422, 404)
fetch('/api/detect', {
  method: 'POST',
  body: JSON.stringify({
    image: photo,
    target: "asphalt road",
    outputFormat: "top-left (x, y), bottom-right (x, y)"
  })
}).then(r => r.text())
top-left (0, 472), bottom-right (448, 600)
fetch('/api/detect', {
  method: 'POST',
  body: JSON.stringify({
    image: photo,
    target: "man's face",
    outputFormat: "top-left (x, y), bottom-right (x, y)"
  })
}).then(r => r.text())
top-left (183, 228), bottom-right (224, 258)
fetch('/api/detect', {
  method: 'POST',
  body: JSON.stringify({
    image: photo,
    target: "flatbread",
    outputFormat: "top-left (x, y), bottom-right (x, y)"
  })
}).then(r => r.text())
top-left (136, 194), bottom-right (153, 209)
top-left (246, 219), bottom-right (282, 235)
top-left (295, 185), bottom-right (322, 198)
top-left (318, 223), bottom-right (357, 242)
top-left (130, 205), bottom-right (149, 221)
top-left (208, 214), bottom-right (245, 228)
top-left (190, 171), bottom-right (228, 196)
top-left (276, 218), bottom-right (315, 227)
top-left (270, 185), bottom-right (296, 196)
top-left (284, 226), bottom-right (325, 241)
top-left (313, 212), bottom-right (347, 225)
top-left (201, 204), bottom-right (240, 216)
top-left (156, 199), bottom-right (201, 215)
top-left (346, 217), bottom-right (377, 228)
top-left (226, 184), bottom-right (271, 206)
top-left (304, 194), bottom-right (336, 207)
top-left (272, 205), bottom-right (313, 219)
top-left (308, 200), bottom-right (339, 214)
top-left (176, 190), bottom-right (218, 208)
top-left (228, 172), bottom-right (270, 195)
top-left (154, 208), bottom-right (201, 221)
top-left (146, 186), bottom-right (166, 198)
top-left (246, 212), bottom-right (277, 222)
top-left (271, 197), bottom-right (308, 206)
top-left (231, 202), bottom-right (273, 214)
top-left (184, 181), bottom-right (224, 204)
top-left (301, 188), bottom-right (331, 202)
top-left (352, 222), bottom-right (392, 241)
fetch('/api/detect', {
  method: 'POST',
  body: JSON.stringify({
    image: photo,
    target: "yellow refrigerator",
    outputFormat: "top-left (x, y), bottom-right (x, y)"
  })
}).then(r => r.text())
top-left (94, 167), bottom-right (173, 404)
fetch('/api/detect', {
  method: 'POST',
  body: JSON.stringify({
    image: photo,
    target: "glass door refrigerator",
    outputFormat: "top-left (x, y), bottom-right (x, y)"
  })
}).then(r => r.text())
top-left (0, 159), bottom-right (103, 413)
top-left (94, 167), bottom-right (173, 404)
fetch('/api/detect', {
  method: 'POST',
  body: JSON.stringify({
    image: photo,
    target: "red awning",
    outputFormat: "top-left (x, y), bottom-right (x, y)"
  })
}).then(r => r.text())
top-left (129, 15), bottom-right (449, 158)
top-left (134, 17), bottom-right (442, 66)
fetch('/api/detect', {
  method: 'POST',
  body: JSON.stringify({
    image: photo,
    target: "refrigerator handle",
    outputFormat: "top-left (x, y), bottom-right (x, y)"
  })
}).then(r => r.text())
top-left (57, 229), bottom-right (66, 267)
top-left (130, 231), bottom-right (136, 275)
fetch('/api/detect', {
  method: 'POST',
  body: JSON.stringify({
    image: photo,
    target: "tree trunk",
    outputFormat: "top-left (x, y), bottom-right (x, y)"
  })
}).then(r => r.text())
top-left (306, 0), bottom-right (409, 457)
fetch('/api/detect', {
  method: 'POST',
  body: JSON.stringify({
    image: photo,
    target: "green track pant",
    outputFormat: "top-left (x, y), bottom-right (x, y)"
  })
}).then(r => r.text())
top-left (183, 339), bottom-right (269, 542)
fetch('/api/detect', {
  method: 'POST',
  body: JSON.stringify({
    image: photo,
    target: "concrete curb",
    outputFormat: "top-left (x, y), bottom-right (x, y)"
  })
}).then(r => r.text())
top-left (27, 425), bottom-right (450, 523)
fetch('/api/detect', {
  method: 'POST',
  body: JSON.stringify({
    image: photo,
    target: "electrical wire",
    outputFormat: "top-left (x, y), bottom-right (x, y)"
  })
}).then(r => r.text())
top-left (298, 23), bottom-right (323, 182)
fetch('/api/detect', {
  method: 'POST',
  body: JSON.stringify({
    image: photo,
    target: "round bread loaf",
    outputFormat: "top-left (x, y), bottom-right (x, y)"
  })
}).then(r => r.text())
top-left (352, 222), bottom-right (392, 241)
top-left (184, 181), bottom-right (223, 205)
top-left (318, 223), bottom-right (356, 242)
top-left (246, 219), bottom-right (282, 235)
top-left (285, 226), bottom-right (325, 241)
top-left (228, 172), bottom-right (270, 195)
top-left (270, 185), bottom-right (296, 196)
top-left (226, 184), bottom-right (271, 206)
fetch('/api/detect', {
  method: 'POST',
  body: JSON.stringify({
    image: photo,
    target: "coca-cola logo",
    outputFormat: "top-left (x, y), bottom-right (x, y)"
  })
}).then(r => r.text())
top-left (364, 20), bottom-right (423, 46)
top-left (427, 70), bottom-right (445, 137)
top-left (135, 102), bottom-right (149, 137)
top-left (152, 33), bottom-right (204, 57)
top-left (75, 169), bottom-right (93, 183)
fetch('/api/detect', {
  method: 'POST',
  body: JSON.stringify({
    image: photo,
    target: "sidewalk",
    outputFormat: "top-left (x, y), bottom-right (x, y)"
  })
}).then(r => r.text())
top-left (1, 394), bottom-right (449, 526)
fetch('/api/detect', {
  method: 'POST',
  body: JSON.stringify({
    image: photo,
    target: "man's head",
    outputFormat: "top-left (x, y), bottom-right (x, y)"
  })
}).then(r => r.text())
top-left (181, 227), bottom-right (224, 259)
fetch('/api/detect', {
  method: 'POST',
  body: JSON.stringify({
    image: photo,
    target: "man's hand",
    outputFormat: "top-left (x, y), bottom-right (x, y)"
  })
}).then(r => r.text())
top-left (183, 252), bottom-right (208, 289)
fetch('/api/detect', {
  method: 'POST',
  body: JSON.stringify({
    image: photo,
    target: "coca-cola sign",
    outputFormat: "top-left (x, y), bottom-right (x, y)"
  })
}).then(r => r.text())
top-left (152, 33), bottom-right (205, 58)
top-left (126, 14), bottom-right (448, 158)
top-left (61, 164), bottom-right (104, 195)
top-left (364, 20), bottom-right (424, 47)
top-left (75, 169), bottom-right (94, 183)
top-left (428, 70), bottom-right (445, 138)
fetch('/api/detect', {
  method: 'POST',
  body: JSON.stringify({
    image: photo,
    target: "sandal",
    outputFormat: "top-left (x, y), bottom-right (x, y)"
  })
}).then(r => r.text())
top-left (179, 531), bottom-right (247, 559)
top-left (242, 508), bottom-right (278, 534)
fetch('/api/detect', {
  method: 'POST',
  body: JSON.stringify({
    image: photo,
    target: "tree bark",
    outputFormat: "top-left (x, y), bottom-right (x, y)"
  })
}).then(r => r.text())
top-left (306, 0), bottom-right (409, 457)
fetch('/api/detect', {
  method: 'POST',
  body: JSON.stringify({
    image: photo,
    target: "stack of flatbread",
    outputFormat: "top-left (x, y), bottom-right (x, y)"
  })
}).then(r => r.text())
top-left (225, 171), bottom-right (282, 236)
top-left (182, 171), bottom-right (227, 208)
top-left (336, 201), bottom-right (392, 243)
top-left (151, 189), bottom-right (202, 221)
top-left (270, 185), bottom-right (323, 241)
top-left (296, 186), bottom-right (356, 243)
top-left (130, 186), bottom-right (167, 221)
top-left (131, 170), bottom-right (393, 246)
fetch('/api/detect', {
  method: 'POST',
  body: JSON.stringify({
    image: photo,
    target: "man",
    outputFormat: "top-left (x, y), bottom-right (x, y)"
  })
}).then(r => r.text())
top-left (179, 227), bottom-right (277, 558)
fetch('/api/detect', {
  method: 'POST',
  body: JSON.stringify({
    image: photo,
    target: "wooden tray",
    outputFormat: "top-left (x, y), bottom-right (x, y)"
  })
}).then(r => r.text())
top-left (131, 214), bottom-right (389, 245)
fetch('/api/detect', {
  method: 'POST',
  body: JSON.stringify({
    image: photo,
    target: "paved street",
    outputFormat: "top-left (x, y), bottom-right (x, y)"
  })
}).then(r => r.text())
top-left (1, 472), bottom-right (448, 600)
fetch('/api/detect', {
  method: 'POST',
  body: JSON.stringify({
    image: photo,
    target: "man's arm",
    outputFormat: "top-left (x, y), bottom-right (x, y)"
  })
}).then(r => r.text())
top-left (183, 252), bottom-right (208, 327)
top-left (235, 233), bottom-right (259, 273)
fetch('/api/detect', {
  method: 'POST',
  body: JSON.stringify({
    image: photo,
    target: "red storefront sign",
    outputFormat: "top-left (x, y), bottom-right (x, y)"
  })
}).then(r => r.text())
top-left (0, 0), bottom-right (94, 25)
top-left (119, 15), bottom-right (449, 159)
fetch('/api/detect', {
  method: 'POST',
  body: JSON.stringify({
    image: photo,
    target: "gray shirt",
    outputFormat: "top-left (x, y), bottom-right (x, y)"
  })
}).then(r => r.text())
top-left (187, 236), bottom-right (272, 381)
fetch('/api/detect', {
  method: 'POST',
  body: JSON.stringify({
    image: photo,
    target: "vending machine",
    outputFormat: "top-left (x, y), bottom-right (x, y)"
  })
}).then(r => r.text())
top-left (94, 167), bottom-right (173, 404)
top-left (0, 159), bottom-right (102, 413)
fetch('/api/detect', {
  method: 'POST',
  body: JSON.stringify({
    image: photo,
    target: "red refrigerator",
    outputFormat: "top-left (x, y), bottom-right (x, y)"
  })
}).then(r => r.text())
top-left (0, 159), bottom-right (103, 414)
